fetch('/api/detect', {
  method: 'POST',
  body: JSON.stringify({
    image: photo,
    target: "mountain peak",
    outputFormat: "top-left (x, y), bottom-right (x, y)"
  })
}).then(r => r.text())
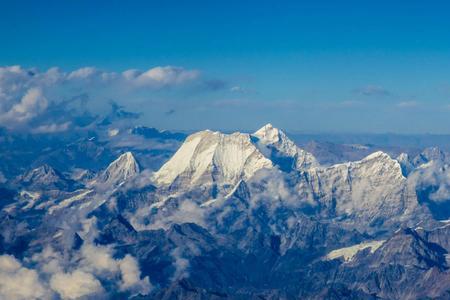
top-left (29, 164), bottom-right (58, 176)
top-left (254, 123), bottom-right (281, 144)
top-left (413, 147), bottom-right (447, 166)
top-left (118, 151), bottom-right (136, 162)
top-left (19, 164), bottom-right (75, 190)
top-left (153, 130), bottom-right (273, 189)
top-left (95, 152), bottom-right (140, 187)
top-left (108, 151), bottom-right (139, 175)
top-left (363, 151), bottom-right (391, 161)
top-left (253, 124), bottom-right (318, 171)
top-left (357, 151), bottom-right (404, 178)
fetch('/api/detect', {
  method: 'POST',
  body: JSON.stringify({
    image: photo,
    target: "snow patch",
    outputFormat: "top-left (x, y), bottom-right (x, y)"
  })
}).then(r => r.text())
top-left (325, 240), bottom-right (385, 262)
top-left (48, 189), bottom-right (94, 214)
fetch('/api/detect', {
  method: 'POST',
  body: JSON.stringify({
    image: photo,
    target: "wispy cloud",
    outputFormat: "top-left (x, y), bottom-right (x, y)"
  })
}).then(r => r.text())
top-left (230, 85), bottom-right (246, 93)
top-left (354, 85), bottom-right (391, 97)
top-left (122, 66), bottom-right (199, 87)
top-left (396, 101), bottom-right (419, 108)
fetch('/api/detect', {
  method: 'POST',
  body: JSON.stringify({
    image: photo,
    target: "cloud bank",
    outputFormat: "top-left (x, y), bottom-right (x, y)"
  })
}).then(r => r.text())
top-left (0, 65), bottom-right (201, 132)
top-left (0, 243), bottom-right (151, 299)
top-left (0, 255), bottom-right (48, 300)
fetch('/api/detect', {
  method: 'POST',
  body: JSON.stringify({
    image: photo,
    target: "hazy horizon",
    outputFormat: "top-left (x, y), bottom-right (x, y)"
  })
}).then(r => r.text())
top-left (2, 1), bottom-right (450, 134)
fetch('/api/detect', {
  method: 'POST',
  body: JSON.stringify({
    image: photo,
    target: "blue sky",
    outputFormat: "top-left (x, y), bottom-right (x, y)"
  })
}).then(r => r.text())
top-left (2, 1), bottom-right (450, 133)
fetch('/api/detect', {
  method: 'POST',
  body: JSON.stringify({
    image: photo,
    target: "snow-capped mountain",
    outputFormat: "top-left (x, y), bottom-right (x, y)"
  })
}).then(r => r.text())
top-left (151, 126), bottom-right (428, 234)
top-left (15, 164), bottom-right (78, 191)
top-left (3, 124), bottom-right (450, 299)
top-left (93, 151), bottom-right (140, 187)
top-left (299, 151), bottom-right (424, 232)
top-left (153, 130), bottom-right (273, 193)
top-left (412, 146), bottom-right (448, 166)
top-left (153, 124), bottom-right (319, 197)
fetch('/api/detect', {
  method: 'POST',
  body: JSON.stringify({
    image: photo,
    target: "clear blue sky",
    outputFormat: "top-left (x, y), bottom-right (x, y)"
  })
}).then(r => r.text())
top-left (2, 1), bottom-right (450, 133)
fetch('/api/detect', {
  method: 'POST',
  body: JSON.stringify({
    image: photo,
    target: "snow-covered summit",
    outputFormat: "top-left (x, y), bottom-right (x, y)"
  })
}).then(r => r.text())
top-left (18, 164), bottom-right (76, 191)
top-left (253, 123), bottom-right (282, 145)
top-left (95, 152), bottom-right (140, 187)
top-left (153, 130), bottom-right (273, 188)
top-left (253, 123), bottom-right (318, 171)
top-left (357, 151), bottom-right (405, 180)
top-left (301, 150), bottom-right (415, 232)
top-left (153, 124), bottom-right (319, 189)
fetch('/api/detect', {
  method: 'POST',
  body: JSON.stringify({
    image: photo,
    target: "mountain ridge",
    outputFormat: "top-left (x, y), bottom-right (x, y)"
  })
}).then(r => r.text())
top-left (3, 123), bottom-right (450, 299)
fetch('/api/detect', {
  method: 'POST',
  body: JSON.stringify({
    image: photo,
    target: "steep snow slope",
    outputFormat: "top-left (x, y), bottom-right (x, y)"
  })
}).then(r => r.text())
top-left (300, 151), bottom-right (422, 232)
top-left (253, 123), bottom-right (318, 171)
top-left (94, 152), bottom-right (140, 187)
top-left (153, 130), bottom-right (273, 189)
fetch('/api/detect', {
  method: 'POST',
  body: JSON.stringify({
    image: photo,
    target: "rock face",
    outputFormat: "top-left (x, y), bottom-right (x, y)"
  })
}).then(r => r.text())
top-left (326, 228), bottom-right (450, 300)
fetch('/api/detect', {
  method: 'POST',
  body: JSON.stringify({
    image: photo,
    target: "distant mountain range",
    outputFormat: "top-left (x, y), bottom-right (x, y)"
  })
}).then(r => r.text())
top-left (2, 124), bottom-right (450, 299)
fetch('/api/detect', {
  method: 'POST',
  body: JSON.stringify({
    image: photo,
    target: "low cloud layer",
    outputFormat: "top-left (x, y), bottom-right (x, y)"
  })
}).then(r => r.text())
top-left (0, 255), bottom-right (48, 300)
top-left (0, 243), bottom-right (151, 300)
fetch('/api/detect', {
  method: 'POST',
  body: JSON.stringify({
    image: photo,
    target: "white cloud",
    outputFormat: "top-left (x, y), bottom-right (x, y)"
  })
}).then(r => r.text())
top-left (230, 86), bottom-right (244, 92)
top-left (139, 200), bottom-right (206, 230)
top-left (81, 244), bottom-right (119, 273)
top-left (79, 244), bottom-right (152, 295)
top-left (0, 255), bottom-right (48, 300)
top-left (0, 87), bottom-right (48, 126)
top-left (249, 168), bottom-right (298, 209)
top-left (408, 161), bottom-right (450, 203)
top-left (31, 246), bottom-right (64, 274)
top-left (31, 121), bottom-right (71, 134)
top-left (30, 243), bottom-right (152, 298)
top-left (67, 67), bottom-right (99, 80)
top-left (124, 66), bottom-right (200, 87)
top-left (0, 64), bottom-right (202, 131)
top-left (170, 247), bottom-right (190, 280)
top-left (50, 269), bottom-right (104, 299)
top-left (119, 255), bottom-right (152, 294)
top-left (122, 69), bottom-right (141, 80)
top-left (67, 67), bottom-right (117, 82)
